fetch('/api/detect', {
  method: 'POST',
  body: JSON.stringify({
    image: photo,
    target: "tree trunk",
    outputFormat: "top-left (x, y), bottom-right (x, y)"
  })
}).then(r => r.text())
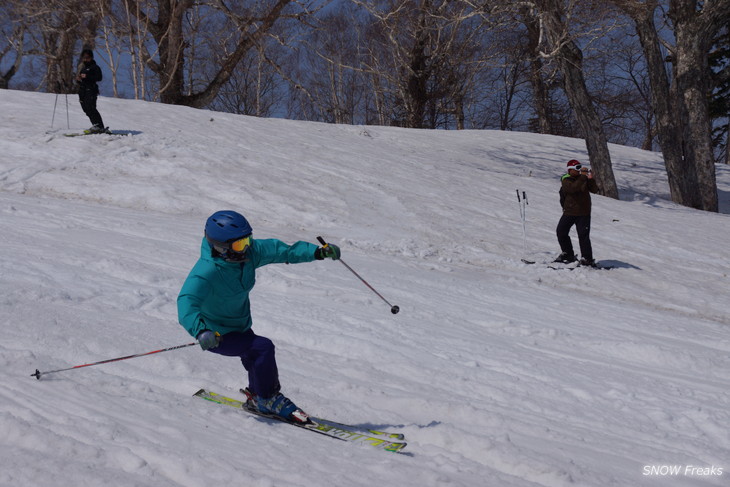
top-left (45, 26), bottom-right (76, 94)
top-left (455, 96), bottom-right (465, 130)
top-left (641, 118), bottom-right (654, 151)
top-left (183, 0), bottom-right (292, 108)
top-left (521, 7), bottom-right (551, 134)
top-left (151, 0), bottom-right (190, 104)
top-left (630, 9), bottom-right (700, 207)
top-left (1, 61), bottom-right (20, 90)
top-left (0, 24), bottom-right (24, 90)
top-left (537, 0), bottom-right (619, 199)
top-left (670, 0), bottom-right (720, 211)
top-left (406, 14), bottom-right (430, 129)
top-left (560, 47), bottom-right (619, 198)
top-left (614, 0), bottom-right (726, 211)
top-left (126, 0), bottom-right (292, 108)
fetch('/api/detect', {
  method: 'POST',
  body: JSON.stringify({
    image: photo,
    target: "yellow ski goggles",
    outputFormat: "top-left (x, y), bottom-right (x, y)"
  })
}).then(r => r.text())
top-left (230, 235), bottom-right (251, 252)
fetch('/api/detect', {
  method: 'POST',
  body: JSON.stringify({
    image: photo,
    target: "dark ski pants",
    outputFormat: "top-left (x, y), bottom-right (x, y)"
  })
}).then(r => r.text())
top-left (207, 329), bottom-right (280, 398)
top-left (78, 88), bottom-right (104, 128)
top-left (556, 214), bottom-right (593, 260)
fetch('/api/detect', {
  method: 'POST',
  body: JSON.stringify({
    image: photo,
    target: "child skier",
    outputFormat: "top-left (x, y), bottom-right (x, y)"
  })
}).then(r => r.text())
top-left (177, 210), bottom-right (340, 422)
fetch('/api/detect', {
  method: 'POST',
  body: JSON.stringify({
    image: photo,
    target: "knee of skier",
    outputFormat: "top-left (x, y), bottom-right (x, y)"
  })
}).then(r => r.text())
top-left (256, 336), bottom-right (275, 355)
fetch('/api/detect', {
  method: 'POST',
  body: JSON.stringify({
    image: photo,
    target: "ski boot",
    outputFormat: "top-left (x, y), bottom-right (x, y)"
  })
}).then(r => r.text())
top-left (84, 124), bottom-right (110, 134)
top-left (242, 388), bottom-right (310, 424)
top-left (579, 258), bottom-right (597, 267)
top-left (553, 252), bottom-right (577, 264)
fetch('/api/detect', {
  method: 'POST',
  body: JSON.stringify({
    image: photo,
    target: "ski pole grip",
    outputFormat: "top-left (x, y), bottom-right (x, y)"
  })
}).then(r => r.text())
top-left (317, 236), bottom-right (328, 247)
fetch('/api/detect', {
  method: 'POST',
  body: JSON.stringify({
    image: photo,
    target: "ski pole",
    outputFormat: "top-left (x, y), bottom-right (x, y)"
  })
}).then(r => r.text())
top-left (51, 94), bottom-right (59, 128)
top-left (317, 236), bottom-right (400, 314)
top-left (521, 191), bottom-right (528, 247)
top-left (516, 189), bottom-right (526, 246)
top-left (516, 190), bottom-right (534, 264)
top-left (31, 341), bottom-right (197, 380)
top-left (65, 93), bottom-right (70, 129)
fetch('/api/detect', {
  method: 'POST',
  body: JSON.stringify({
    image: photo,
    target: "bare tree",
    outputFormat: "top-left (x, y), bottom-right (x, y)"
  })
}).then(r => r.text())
top-left (94, 0), bottom-right (127, 97)
top-left (670, 0), bottom-right (726, 211)
top-left (116, 0), bottom-right (154, 99)
top-left (354, 0), bottom-right (491, 129)
top-left (20, 1), bottom-right (73, 92)
top-left (291, 7), bottom-right (368, 124)
top-left (0, 3), bottom-right (25, 89)
top-left (211, 40), bottom-right (283, 117)
top-left (122, 0), bottom-right (317, 108)
top-left (532, 0), bottom-right (619, 198)
top-left (582, 29), bottom-right (655, 149)
top-left (611, 0), bottom-right (728, 211)
top-left (612, 36), bottom-right (655, 150)
top-left (517, 6), bottom-right (553, 134)
top-left (9, 0), bottom-right (102, 93)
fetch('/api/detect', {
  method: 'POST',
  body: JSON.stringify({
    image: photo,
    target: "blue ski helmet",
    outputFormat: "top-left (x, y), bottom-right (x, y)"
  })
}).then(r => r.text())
top-left (205, 211), bottom-right (253, 261)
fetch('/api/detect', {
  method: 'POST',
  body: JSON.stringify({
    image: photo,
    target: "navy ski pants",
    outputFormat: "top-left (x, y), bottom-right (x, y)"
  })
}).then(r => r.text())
top-left (207, 329), bottom-right (280, 398)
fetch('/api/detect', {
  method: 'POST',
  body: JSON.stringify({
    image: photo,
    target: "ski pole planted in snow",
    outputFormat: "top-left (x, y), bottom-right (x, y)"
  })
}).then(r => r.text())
top-left (317, 236), bottom-right (400, 314)
top-left (65, 93), bottom-right (70, 129)
top-left (31, 341), bottom-right (197, 380)
top-left (516, 190), bottom-right (535, 264)
top-left (51, 94), bottom-right (59, 128)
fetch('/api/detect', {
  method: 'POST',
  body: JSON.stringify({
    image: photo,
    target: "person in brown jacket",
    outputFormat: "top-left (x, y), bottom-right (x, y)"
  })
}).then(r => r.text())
top-left (554, 159), bottom-right (599, 266)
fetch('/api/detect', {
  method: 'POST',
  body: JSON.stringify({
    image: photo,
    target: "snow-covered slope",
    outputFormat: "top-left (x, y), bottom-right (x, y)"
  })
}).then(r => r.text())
top-left (1, 90), bottom-right (728, 486)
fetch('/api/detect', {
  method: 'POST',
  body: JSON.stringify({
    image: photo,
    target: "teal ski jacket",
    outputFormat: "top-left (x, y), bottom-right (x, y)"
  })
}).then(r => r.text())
top-left (178, 237), bottom-right (318, 339)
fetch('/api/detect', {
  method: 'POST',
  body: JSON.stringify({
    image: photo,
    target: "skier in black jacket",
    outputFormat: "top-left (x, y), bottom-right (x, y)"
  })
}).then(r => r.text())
top-left (75, 49), bottom-right (108, 134)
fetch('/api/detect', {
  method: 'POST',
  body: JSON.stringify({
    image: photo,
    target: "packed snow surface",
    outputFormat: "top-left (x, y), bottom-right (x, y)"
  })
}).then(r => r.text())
top-left (1, 90), bottom-right (729, 486)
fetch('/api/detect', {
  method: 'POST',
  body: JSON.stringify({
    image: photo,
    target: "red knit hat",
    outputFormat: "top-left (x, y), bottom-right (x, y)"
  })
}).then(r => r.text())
top-left (566, 159), bottom-right (582, 170)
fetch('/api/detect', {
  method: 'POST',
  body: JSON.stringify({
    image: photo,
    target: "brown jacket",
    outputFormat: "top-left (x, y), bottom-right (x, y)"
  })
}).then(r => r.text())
top-left (560, 174), bottom-right (599, 216)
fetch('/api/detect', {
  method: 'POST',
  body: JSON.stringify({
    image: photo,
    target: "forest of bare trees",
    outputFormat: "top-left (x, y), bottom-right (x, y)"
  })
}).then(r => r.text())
top-left (1, 0), bottom-right (728, 211)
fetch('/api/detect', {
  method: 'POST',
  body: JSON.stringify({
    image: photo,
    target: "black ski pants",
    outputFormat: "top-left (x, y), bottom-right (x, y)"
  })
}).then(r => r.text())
top-left (556, 214), bottom-right (593, 260)
top-left (78, 86), bottom-right (104, 128)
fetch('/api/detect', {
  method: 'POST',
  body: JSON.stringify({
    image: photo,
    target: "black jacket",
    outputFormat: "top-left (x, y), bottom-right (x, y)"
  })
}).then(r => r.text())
top-left (77, 60), bottom-right (103, 93)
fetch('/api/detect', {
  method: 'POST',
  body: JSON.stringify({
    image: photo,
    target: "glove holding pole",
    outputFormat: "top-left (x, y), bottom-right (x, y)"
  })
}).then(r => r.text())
top-left (197, 330), bottom-right (221, 350)
top-left (317, 236), bottom-right (400, 315)
top-left (314, 242), bottom-right (341, 261)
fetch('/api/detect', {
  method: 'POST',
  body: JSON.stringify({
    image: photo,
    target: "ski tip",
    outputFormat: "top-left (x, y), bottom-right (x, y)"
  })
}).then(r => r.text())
top-left (370, 430), bottom-right (406, 441)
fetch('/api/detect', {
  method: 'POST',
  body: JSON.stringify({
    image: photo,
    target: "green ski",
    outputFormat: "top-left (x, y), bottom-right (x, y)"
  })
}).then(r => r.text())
top-left (194, 389), bottom-right (407, 453)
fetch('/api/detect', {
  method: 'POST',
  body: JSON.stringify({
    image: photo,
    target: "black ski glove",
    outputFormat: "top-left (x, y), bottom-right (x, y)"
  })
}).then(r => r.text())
top-left (315, 244), bottom-right (341, 260)
top-left (197, 330), bottom-right (221, 350)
